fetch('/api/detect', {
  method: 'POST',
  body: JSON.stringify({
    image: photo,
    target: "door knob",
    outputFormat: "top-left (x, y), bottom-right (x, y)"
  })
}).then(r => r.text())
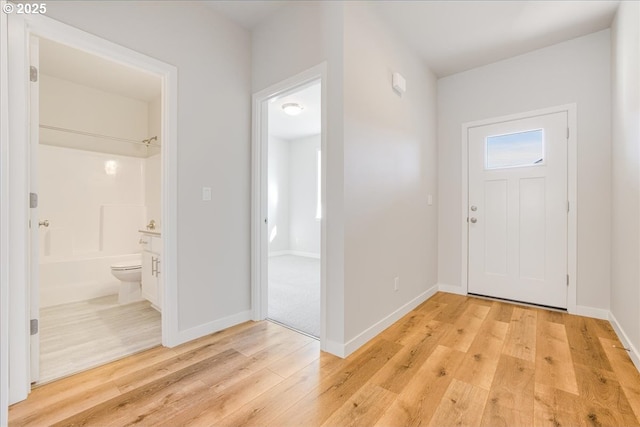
top-left (470, 217), bottom-right (477, 223)
top-left (38, 220), bottom-right (49, 227)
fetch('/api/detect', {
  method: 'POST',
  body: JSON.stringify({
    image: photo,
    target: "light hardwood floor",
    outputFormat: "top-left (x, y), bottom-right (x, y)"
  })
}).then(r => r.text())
top-left (9, 292), bottom-right (640, 426)
top-left (39, 295), bottom-right (161, 384)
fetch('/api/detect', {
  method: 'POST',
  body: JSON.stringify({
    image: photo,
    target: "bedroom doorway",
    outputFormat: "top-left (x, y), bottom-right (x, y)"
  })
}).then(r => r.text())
top-left (266, 81), bottom-right (321, 338)
top-left (251, 64), bottom-right (327, 345)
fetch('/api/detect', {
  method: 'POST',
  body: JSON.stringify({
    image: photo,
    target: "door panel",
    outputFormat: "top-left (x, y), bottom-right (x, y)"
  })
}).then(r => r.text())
top-left (29, 36), bottom-right (40, 382)
top-left (468, 112), bottom-right (568, 308)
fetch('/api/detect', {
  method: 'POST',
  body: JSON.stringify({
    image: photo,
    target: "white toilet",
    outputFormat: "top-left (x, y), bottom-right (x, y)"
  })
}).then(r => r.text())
top-left (110, 256), bottom-right (142, 304)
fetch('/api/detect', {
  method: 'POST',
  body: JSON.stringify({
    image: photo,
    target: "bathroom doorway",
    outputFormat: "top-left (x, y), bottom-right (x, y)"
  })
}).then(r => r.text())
top-left (32, 37), bottom-right (163, 384)
top-left (265, 81), bottom-right (322, 338)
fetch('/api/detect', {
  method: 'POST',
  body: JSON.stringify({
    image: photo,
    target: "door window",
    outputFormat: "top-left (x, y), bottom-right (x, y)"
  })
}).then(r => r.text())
top-left (486, 129), bottom-right (544, 169)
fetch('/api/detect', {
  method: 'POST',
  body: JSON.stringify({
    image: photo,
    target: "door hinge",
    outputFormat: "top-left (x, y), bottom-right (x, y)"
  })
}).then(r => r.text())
top-left (30, 66), bottom-right (38, 82)
top-left (567, 201), bottom-right (570, 213)
top-left (566, 127), bottom-right (570, 139)
top-left (30, 319), bottom-right (38, 335)
top-left (30, 192), bottom-right (38, 208)
top-left (567, 274), bottom-right (570, 286)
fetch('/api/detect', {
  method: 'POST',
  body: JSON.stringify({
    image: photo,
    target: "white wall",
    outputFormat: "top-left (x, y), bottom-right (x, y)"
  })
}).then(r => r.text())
top-left (44, 2), bottom-right (252, 331)
top-left (1, 2), bottom-right (10, 423)
top-left (342, 3), bottom-right (438, 345)
top-left (289, 135), bottom-right (321, 256)
top-left (268, 136), bottom-right (290, 254)
top-left (254, 2), bottom-right (438, 353)
top-left (145, 95), bottom-right (161, 229)
top-left (610, 1), bottom-right (640, 361)
top-left (268, 134), bottom-right (320, 257)
top-left (40, 74), bottom-right (150, 157)
top-left (144, 153), bottom-right (161, 229)
top-left (437, 30), bottom-right (611, 311)
top-left (38, 145), bottom-right (145, 259)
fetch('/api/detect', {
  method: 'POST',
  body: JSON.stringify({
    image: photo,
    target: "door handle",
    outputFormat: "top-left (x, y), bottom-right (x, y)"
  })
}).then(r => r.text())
top-left (470, 217), bottom-right (477, 223)
top-left (151, 256), bottom-right (157, 276)
top-left (38, 220), bottom-right (49, 227)
top-left (470, 206), bottom-right (477, 212)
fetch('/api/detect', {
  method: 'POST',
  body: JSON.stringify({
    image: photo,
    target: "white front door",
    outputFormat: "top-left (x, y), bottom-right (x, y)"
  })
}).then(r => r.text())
top-left (468, 111), bottom-right (568, 308)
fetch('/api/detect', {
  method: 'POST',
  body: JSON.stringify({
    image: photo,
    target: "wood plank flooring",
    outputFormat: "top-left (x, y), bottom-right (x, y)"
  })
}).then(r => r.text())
top-left (9, 292), bottom-right (640, 426)
top-left (39, 295), bottom-right (161, 384)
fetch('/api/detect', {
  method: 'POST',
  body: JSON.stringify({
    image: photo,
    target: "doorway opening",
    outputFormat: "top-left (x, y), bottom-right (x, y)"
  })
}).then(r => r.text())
top-left (7, 13), bottom-right (178, 404)
top-left (252, 64), bottom-right (327, 346)
top-left (266, 82), bottom-right (321, 338)
top-left (32, 37), bottom-right (163, 384)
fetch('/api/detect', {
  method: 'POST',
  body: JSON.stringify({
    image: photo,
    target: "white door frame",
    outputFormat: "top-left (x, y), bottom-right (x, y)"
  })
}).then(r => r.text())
top-left (460, 104), bottom-right (577, 313)
top-left (251, 63), bottom-right (327, 348)
top-left (1, 1), bottom-right (11, 423)
top-left (6, 13), bottom-right (179, 405)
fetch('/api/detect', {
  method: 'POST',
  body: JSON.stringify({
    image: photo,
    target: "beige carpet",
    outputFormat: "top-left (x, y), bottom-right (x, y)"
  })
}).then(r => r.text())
top-left (268, 255), bottom-right (320, 338)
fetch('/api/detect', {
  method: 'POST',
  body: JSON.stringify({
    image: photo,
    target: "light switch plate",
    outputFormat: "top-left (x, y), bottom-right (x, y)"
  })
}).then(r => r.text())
top-left (202, 187), bottom-right (212, 201)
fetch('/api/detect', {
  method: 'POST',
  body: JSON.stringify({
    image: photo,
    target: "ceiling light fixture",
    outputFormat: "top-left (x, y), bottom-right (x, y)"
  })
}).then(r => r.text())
top-left (282, 102), bottom-right (304, 116)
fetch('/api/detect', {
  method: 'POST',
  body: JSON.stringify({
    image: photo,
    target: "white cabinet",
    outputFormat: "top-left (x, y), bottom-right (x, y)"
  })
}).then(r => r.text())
top-left (140, 233), bottom-right (162, 311)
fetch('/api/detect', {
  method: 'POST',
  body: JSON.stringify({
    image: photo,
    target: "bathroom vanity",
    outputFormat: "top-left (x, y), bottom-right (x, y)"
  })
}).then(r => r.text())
top-left (139, 230), bottom-right (162, 311)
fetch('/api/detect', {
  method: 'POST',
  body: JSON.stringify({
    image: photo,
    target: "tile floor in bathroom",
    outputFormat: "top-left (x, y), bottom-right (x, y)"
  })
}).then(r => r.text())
top-left (38, 294), bottom-right (161, 384)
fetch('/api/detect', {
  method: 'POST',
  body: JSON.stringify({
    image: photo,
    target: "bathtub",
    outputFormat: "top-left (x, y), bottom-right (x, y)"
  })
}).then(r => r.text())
top-left (39, 253), bottom-right (141, 308)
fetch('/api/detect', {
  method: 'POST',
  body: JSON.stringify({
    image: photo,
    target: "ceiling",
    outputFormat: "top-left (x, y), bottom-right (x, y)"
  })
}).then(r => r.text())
top-left (39, 38), bottom-right (161, 102)
top-left (205, 0), bottom-right (619, 77)
top-left (36, 2), bottom-right (618, 142)
top-left (205, 0), bottom-right (289, 29)
top-left (371, 1), bottom-right (619, 76)
top-left (268, 82), bottom-right (321, 141)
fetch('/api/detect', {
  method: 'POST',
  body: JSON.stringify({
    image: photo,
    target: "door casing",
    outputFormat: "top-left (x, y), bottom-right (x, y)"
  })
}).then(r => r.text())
top-left (251, 64), bottom-right (328, 350)
top-left (460, 104), bottom-right (577, 313)
top-left (6, 12), bottom-right (179, 404)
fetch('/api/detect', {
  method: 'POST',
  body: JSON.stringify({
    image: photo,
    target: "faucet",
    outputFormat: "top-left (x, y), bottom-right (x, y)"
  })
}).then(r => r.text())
top-left (146, 219), bottom-right (156, 231)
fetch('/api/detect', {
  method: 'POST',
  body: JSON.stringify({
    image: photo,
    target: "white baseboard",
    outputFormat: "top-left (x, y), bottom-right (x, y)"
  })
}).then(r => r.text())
top-left (322, 339), bottom-right (346, 358)
top-left (268, 250), bottom-right (289, 257)
top-left (574, 305), bottom-right (609, 320)
top-left (172, 310), bottom-right (252, 346)
top-left (437, 283), bottom-right (467, 295)
top-left (609, 312), bottom-right (640, 373)
top-left (289, 250), bottom-right (320, 259)
top-left (269, 250), bottom-right (320, 259)
top-left (339, 285), bottom-right (438, 358)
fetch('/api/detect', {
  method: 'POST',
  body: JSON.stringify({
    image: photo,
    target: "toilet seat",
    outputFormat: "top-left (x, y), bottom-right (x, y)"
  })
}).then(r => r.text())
top-left (111, 261), bottom-right (142, 271)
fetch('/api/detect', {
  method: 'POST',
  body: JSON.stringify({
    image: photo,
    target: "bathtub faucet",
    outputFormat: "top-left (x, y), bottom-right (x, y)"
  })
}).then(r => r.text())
top-left (146, 219), bottom-right (156, 231)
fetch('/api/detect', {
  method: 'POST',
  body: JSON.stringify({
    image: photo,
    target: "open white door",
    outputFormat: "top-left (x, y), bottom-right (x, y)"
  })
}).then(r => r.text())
top-left (29, 35), bottom-right (40, 383)
top-left (467, 111), bottom-right (568, 308)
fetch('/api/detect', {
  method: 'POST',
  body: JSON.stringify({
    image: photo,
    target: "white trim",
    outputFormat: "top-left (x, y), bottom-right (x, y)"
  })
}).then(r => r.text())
top-left (574, 305), bottom-right (609, 320)
top-left (7, 13), bottom-right (179, 404)
top-left (437, 283), bottom-right (467, 296)
top-left (460, 104), bottom-right (577, 312)
top-left (288, 251), bottom-right (320, 259)
top-left (268, 250), bottom-right (290, 257)
top-left (268, 250), bottom-right (320, 259)
top-left (251, 63), bottom-right (328, 352)
top-left (7, 12), bottom-right (30, 405)
top-left (1, 0), bottom-right (10, 422)
top-left (609, 312), bottom-right (640, 373)
top-left (340, 285), bottom-right (438, 358)
top-left (172, 311), bottom-right (253, 345)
